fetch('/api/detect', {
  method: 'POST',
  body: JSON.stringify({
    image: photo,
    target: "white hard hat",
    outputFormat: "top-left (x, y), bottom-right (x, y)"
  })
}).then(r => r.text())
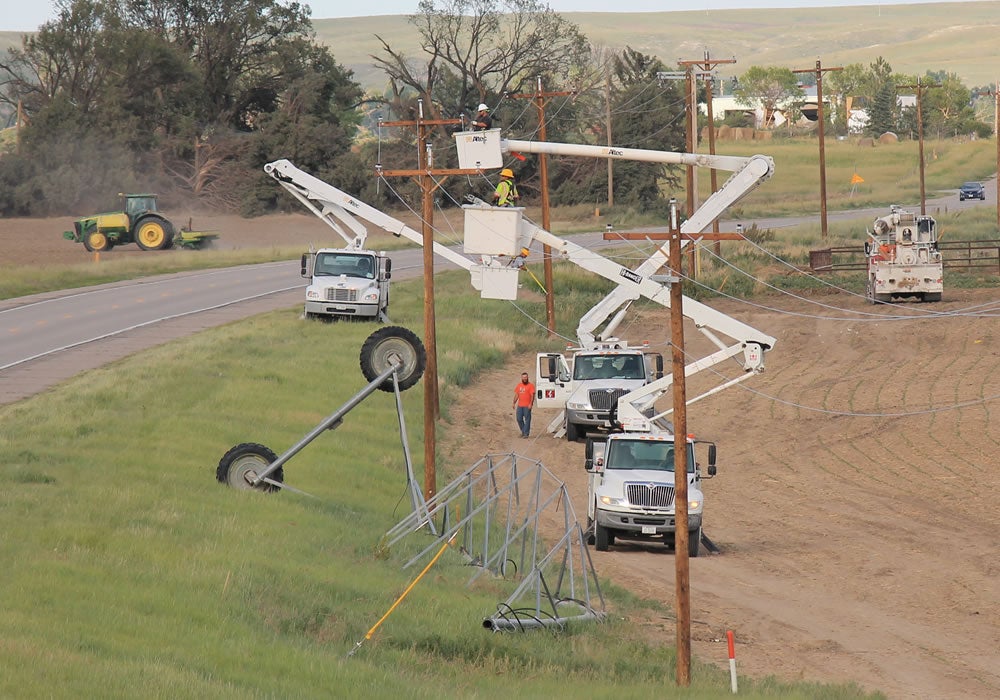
top-left (477, 103), bottom-right (488, 112)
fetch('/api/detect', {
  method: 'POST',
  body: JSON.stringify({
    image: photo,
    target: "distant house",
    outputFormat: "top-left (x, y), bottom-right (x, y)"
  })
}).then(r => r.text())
top-left (704, 87), bottom-right (917, 134)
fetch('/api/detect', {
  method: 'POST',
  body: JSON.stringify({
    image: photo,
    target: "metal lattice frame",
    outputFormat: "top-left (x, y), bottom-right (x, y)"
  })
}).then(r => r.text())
top-left (384, 452), bottom-right (605, 631)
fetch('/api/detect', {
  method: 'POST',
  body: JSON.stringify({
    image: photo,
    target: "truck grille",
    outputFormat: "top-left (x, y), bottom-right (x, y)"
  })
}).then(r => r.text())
top-left (325, 288), bottom-right (357, 302)
top-left (589, 388), bottom-right (629, 410)
top-left (626, 483), bottom-right (674, 508)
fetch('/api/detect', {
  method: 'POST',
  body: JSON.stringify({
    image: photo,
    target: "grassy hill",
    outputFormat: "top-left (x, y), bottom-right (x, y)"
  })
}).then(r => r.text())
top-left (315, 2), bottom-right (1000, 92)
top-left (4, 4), bottom-right (997, 94)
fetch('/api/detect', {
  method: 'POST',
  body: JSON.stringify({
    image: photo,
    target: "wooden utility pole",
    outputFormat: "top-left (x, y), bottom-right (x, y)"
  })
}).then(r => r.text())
top-left (679, 53), bottom-right (736, 255)
top-left (794, 59), bottom-right (842, 240)
top-left (380, 100), bottom-right (483, 501)
top-left (899, 78), bottom-right (941, 215)
top-left (606, 71), bottom-right (614, 207)
top-left (995, 80), bottom-right (999, 230)
top-left (509, 79), bottom-right (574, 337)
top-left (667, 198), bottom-right (692, 687)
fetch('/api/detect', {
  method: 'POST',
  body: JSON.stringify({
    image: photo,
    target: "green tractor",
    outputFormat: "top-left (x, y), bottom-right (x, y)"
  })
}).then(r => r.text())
top-left (63, 193), bottom-right (218, 252)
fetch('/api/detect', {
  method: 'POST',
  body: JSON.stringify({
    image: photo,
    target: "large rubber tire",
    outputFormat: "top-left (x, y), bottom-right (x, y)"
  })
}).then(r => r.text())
top-left (566, 421), bottom-right (581, 443)
top-left (360, 326), bottom-right (426, 392)
top-left (135, 217), bottom-right (174, 250)
top-left (83, 231), bottom-right (112, 252)
top-left (923, 292), bottom-right (942, 302)
top-left (595, 523), bottom-right (611, 551)
top-left (688, 527), bottom-right (701, 558)
top-left (216, 442), bottom-right (283, 492)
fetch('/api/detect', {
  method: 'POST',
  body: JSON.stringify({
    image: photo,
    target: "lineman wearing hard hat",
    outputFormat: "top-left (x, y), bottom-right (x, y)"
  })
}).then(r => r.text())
top-left (472, 103), bottom-right (492, 131)
top-left (492, 168), bottom-right (519, 207)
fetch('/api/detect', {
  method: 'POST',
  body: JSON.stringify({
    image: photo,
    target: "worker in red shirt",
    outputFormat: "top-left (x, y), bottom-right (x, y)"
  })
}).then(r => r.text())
top-left (513, 372), bottom-right (536, 438)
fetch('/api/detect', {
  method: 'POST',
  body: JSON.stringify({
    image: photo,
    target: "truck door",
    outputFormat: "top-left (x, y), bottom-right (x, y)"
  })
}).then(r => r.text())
top-left (535, 352), bottom-right (571, 408)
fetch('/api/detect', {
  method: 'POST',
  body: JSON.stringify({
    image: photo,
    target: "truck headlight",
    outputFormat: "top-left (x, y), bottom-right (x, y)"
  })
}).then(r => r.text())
top-left (306, 289), bottom-right (321, 300)
top-left (567, 401), bottom-right (587, 410)
top-left (599, 495), bottom-right (624, 506)
top-left (688, 500), bottom-right (701, 511)
top-left (361, 290), bottom-right (380, 302)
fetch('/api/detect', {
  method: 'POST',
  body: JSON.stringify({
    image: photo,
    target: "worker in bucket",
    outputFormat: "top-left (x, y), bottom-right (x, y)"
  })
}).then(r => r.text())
top-left (513, 372), bottom-right (536, 438)
top-left (471, 103), bottom-right (492, 131)
top-left (492, 168), bottom-right (519, 207)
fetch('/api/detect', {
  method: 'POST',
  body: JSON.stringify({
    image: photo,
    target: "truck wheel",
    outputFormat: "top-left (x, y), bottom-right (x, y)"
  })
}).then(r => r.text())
top-left (585, 517), bottom-right (596, 545)
top-left (688, 527), bottom-right (701, 558)
top-left (360, 326), bottom-right (426, 392)
top-left (566, 421), bottom-right (581, 442)
top-left (923, 292), bottom-right (942, 302)
top-left (135, 217), bottom-right (173, 250)
top-left (83, 231), bottom-right (112, 252)
top-left (595, 523), bottom-right (611, 551)
top-left (216, 442), bottom-right (283, 492)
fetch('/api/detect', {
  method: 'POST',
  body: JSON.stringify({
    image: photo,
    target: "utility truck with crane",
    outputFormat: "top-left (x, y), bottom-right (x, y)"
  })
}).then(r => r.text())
top-left (452, 127), bottom-right (777, 554)
top-left (864, 204), bottom-right (943, 304)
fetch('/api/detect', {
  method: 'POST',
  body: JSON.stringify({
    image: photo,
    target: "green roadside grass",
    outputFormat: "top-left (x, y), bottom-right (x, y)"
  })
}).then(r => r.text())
top-left (1, 269), bottom-right (884, 699)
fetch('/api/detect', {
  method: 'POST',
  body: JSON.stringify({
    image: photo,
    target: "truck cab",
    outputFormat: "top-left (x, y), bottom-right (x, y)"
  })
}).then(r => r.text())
top-left (301, 248), bottom-right (391, 321)
top-left (536, 342), bottom-right (663, 442)
top-left (584, 434), bottom-right (716, 556)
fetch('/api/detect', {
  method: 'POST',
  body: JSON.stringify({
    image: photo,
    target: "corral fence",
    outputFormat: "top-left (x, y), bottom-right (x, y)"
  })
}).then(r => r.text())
top-left (809, 239), bottom-right (1000, 274)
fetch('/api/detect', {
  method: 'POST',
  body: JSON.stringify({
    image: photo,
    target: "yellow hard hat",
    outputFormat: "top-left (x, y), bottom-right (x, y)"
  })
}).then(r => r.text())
top-left (500, 168), bottom-right (514, 178)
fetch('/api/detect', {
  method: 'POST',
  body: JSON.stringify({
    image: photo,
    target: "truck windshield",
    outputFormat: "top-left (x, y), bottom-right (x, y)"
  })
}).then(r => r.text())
top-left (573, 354), bottom-right (644, 381)
top-left (314, 252), bottom-right (375, 279)
top-left (606, 440), bottom-right (694, 473)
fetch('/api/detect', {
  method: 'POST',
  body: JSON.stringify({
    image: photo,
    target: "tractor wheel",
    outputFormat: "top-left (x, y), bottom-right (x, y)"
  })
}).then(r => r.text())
top-left (216, 442), bottom-right (283, 492)
top-left (360, 326), bottom-right (426, 392)
top-left (83, 231), bottom-right (112, 252)
top-left (135, 217), bottom-right (174, 250)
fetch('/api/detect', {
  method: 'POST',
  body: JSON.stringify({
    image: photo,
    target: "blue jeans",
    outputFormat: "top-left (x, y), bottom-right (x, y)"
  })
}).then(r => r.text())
top-left (516, 406), bottom-right (532, 437)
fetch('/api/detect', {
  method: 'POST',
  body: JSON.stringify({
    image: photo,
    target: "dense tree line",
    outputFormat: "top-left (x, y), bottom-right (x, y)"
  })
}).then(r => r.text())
top-left (0, 0), bottom-right (993, 218)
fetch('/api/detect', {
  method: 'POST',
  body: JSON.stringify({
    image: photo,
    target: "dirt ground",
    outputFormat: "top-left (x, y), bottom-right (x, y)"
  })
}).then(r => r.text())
top-left (4, 215), bottom-right (1000, 699)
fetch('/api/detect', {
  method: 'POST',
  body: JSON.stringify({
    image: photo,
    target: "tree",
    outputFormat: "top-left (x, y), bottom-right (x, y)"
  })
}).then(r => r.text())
top-left (550, 46), bottom-right (684, 208)
top-left (0, 0), bottom-right (364, 215)
top-left (373, 0), bottom-right (589, 129)
top-left (733, 66), bottom-right (803, 128)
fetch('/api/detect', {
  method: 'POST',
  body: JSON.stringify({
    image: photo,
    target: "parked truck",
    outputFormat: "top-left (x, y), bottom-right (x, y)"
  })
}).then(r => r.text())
top-left (864, 205), bottom-right (943, 304)
top-left (537, 342), bottom-right (663, 442)
top-left (63, 193), bottom-right (218, 251)
top-left (299, 247), bottom-right (392, 321)
top-left (584, 432), bottom-right (717, 556)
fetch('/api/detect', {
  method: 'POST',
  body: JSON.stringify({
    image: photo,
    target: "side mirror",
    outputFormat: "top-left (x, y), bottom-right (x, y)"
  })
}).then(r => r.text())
top-left (653, 353), bottom-right (664, 380)
top-left (300, 253), bottom-right (309, 278)
top-left (584, 438), bottom-right (594, 470)
top-left (707, 443), bottom-right (717, 477)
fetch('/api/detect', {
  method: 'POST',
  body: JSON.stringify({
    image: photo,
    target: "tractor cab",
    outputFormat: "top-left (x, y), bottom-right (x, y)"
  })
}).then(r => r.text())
top-left (123, 194), bottom-right (159, 222)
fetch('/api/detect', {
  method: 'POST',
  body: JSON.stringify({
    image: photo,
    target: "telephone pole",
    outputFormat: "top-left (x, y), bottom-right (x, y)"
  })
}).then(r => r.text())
top-left (899, 78), bottom-right (941, 215)
top-left (379, 100), bottom-right (483, 501)
top-left (679, 53), bottom-right (736, 255)
top-left (794, 59), bottom-right (842, 240)
top-left (509, 78), bottom-right (575, 337)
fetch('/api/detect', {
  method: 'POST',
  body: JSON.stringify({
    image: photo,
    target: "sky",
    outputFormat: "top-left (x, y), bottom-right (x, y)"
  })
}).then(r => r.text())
top-left (0, 0), bottom-right (976, 32)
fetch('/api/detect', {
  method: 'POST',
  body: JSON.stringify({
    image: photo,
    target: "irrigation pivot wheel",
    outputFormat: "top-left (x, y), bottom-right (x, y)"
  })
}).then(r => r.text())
top-left (216, 442), bottom-right (284, 492)
top-left (359, 326), bottom-right (426, 392)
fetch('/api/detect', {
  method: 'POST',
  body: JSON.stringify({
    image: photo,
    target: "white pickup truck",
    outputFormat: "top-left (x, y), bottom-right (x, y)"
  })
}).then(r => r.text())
top-left (584, 432), bottom-right (717, 556)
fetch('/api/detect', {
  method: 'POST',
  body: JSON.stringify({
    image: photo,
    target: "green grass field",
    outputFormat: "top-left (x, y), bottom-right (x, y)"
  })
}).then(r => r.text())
top-left (0, 268), bottom-right (886, 698)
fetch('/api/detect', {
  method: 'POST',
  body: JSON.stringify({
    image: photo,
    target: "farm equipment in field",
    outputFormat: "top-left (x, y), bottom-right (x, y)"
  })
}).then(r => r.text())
top-left (62, 193), bottom-right (219, 252)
